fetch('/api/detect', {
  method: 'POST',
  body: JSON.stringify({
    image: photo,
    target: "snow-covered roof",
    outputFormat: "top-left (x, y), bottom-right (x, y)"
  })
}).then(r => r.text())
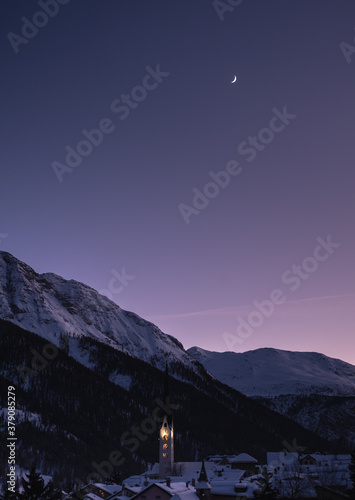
top-left (210, 473), bottom-right (245, 496)
top-left (130, 480), bottom-right (194, 499)
top-left (144, 463), bottom-right (248, 486)
top-left (124, 485), bottom-right (142, 494)
top-left (229, 453), bottom-right (257, 463)
top-left (158, 482), bottom-right (194, 494)
top-left (210, 480), bottom-right (256, 498)
top-left (301, 454), bottom-right (351, 463)
top-left (147, 461), bottom-right (214, 481)
top-left (124, 463), bottom-right (254, 499)
top-left (267, 452), bottom-right (352, 470)
top-left (211, 470), bottom-right (245, 482)
top-left (171, 491), bottom-right (198, 500)
top-left (95, 483), bottom-right (122, 494)
top-left (65, 483), bottom-right (123, 500)
top-left (267, 452), bottom-right (299, 468)
top-left (123, 475), bottom-right (146, 486)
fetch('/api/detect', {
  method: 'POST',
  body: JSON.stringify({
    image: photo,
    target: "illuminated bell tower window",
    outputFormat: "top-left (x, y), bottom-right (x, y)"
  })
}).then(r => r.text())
top-left (159, 414), bottom-right (174, 477)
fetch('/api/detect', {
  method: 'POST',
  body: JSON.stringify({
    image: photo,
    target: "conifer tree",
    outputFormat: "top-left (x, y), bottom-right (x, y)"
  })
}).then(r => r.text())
top-left (20, 464), bottom-right (50, 500)
top-left (255, 467), bottom-right (277, 498)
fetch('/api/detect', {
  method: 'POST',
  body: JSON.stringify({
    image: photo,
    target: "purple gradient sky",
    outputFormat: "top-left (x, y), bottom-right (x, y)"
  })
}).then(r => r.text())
top-left (1, 1), bottom-right (355, 364)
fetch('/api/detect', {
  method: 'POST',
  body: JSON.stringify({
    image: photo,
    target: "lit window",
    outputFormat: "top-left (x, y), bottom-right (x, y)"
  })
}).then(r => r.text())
top-left (163, 453), bottom-right (168, 458)
top-left (163, 444), bottom-right (168, 450)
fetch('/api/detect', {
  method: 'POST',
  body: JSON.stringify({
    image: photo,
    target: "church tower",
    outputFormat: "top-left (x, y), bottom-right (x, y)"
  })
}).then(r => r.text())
top-left (195, 461), bottom-right (211, 500)
top-left (159, 365), bottom-right (174, 477)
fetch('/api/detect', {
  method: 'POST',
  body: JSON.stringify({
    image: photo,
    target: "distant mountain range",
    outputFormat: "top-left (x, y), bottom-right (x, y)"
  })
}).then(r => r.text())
top-left (0, 251), bottom-right (353, 488)
top-left (187, 346), bottom-right (355, 398)
top-left (188, 346), bottom-right (355, 447)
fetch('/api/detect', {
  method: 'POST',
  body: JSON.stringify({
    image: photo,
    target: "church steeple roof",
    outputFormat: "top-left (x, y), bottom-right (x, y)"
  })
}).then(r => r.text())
top-left (196, 460), bottom-right (211, 494)
top-left (197, 461), bottom-right (209, 484)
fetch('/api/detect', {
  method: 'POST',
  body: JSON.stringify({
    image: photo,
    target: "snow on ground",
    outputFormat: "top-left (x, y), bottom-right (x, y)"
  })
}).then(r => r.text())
top-left (0, 407), bottom-right (78, 441)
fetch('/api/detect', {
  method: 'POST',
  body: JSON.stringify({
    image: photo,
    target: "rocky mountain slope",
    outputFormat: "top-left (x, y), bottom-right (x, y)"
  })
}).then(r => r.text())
top-left (0, 251), bottom-right (200, 376)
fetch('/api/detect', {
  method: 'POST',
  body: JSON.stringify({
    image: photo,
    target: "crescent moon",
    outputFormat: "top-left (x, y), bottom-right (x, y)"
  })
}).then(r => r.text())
top-left (231, 75), bottom-right (237, 83)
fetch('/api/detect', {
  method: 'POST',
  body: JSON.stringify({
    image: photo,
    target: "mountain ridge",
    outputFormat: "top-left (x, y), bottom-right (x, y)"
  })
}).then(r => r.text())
top-left (187, 346), bottom-right (355, 397)
top-left (0, 250), bottom-right (199, 376)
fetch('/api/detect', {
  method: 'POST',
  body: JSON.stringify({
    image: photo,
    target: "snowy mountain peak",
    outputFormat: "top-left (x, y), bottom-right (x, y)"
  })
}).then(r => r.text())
top-left (0, 251), bottom-right (196, 371)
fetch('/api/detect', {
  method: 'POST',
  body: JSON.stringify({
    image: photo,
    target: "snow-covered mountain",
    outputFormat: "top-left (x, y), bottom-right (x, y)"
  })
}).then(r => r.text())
top-left (0, 251), bottom-right (198, 372)
top-left (187, 346), bottom-right (355, 397)
top-left (188, 346), bottom-right (355, 446)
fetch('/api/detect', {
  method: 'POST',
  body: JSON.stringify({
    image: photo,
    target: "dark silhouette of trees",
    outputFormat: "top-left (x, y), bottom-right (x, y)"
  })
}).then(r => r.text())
top-left (19, 463), bottom-right (61, 500)
top-left (349, 450), bottom-right (355, 499)
top-left (254, 467), bottom-right (277, 498)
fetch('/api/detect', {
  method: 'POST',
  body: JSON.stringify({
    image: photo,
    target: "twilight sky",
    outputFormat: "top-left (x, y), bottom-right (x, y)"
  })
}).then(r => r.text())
top-left (1, 1), bottom-right (355, 364)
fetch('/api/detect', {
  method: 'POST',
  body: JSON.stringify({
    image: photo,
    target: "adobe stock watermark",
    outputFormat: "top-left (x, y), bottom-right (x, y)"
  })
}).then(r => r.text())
top-left (223, 235), bottom-right (340, 350)
top-left (74, 396), bottom-right (174, 494)
top-left (178, 106), bottom-right (296, 224)
top-left (51, 64), bottom-right (169, 182)
top-left (268, 438), bottom-right (306, 470)
top-left (7, 0), bottom-right (71, 55)
top-left (340, 28), bottom-right (355, 64)
top-left (213, 0), bottom-right (244, 22)
top-left (99, 268), bottom-right (135, 301)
